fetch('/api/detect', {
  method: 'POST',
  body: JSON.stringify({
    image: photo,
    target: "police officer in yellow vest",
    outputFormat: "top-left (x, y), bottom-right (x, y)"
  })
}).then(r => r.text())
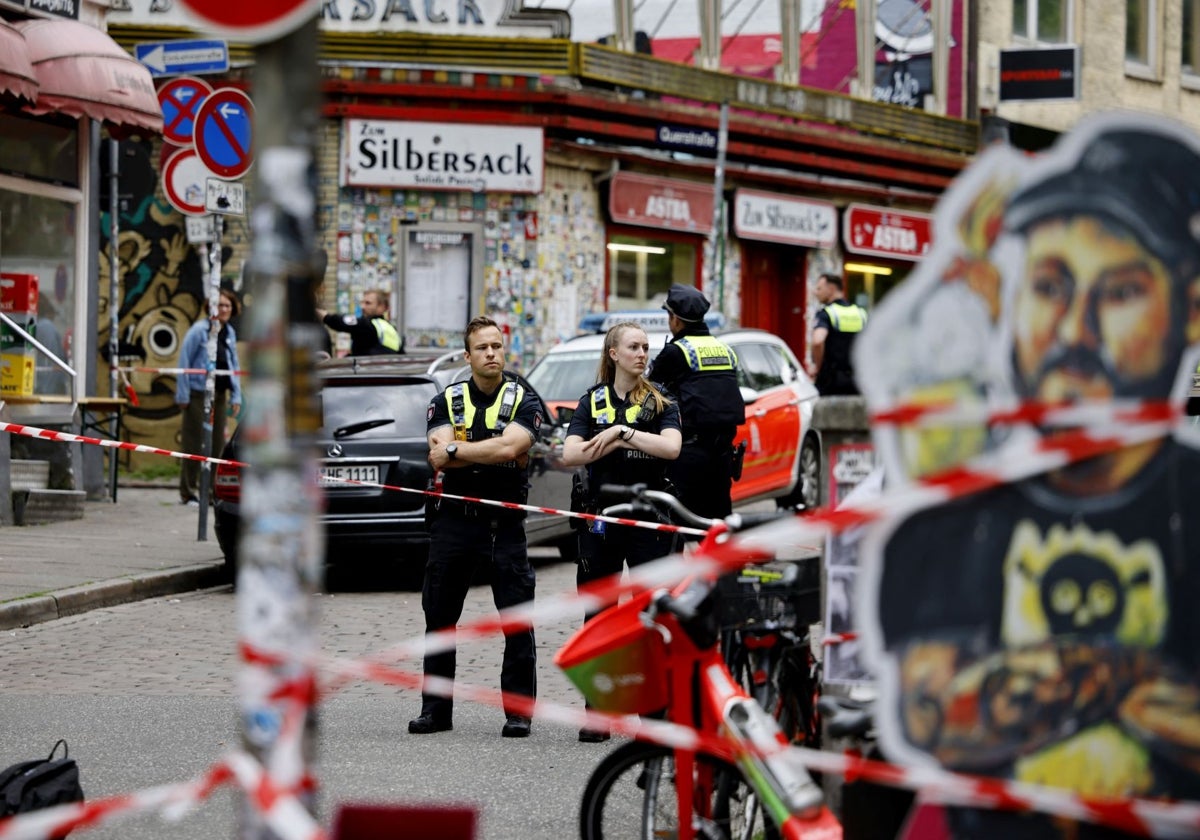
top-left (810, 273), bottom-right (868, 396)
top-left (317, 287), bottom-right (404, 356)
top-left (649, 283), bottom-right (745, 521)
top-left (410, 316), bottom-right (543, 739)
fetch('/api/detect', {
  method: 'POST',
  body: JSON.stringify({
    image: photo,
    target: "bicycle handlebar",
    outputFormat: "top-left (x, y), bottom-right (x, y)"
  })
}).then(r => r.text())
top-left (597, 483), bottom-right (800, 533)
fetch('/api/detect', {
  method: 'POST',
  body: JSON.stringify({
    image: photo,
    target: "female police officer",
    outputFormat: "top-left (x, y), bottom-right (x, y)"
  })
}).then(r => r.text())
top-left (561, 321), bottom-right (682, 741)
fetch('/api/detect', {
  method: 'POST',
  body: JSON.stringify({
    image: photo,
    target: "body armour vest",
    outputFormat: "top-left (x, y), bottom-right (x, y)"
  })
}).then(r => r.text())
top-left (443, 380), bottom-right (528, 502)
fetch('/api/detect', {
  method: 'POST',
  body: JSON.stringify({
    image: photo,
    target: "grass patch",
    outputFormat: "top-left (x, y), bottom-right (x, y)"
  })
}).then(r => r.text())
top-left (121, 459), bottom-right (181, 481)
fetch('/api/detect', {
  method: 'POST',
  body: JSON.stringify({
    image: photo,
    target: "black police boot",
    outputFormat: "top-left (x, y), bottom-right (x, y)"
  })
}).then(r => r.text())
top-left (501, 714), bottom-right (531, 738)
top-left (408, 713), bottom-right (452, 734)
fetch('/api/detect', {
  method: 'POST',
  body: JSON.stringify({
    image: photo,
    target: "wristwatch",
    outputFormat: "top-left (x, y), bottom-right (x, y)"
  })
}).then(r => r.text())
top-left (445, 443), bottom-right (458, 461)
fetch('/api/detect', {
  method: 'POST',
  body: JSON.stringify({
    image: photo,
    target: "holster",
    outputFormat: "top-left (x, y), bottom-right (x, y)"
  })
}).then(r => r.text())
top-left (569, 470), bottom-right (592, 533)
top-left (424, 477), bottom-right (441, 528)
top-left (730, 440), bottom-right (747, 482)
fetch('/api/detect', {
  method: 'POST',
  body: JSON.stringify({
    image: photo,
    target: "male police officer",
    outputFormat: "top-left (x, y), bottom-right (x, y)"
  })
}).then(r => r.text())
top-left (809, 273), bottom-right (867, 396)
top-left (317, 288), bottom-right (403, 356)
top-left (650, 283), bottom-right (745, 520)
top-left (410, 315), bottom-right (543, 739)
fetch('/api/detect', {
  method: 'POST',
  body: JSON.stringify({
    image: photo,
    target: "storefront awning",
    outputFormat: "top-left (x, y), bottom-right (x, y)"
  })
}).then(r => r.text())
top-left (15, 18), bottom-right (161, 134)
top-left (0, 20), bottom-right (38, 103)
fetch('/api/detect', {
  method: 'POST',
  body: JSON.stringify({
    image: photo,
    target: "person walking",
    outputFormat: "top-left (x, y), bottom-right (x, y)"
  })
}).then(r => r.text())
top-left (176, 288), bottom-right (242, 506)
top-left (561, 321), bottom-right (682, 741)
top-left (808, 273), bottom-right (867, 396)
top-left (649, 283), bottom-right (744, 521)
top-left (409, 315), bottom-right (543, 739)
top-left (317, 288), bottom-right (403, 356)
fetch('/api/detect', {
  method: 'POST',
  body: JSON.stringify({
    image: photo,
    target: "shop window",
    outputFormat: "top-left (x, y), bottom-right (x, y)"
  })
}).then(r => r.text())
top-left (844, 262), bottom-right (909, 310)
top-left (1013, 0), bottom-right (1071, 43)
top-left (0, 114), bottom-right (77, 187)
top-left (607, 233), bottom-right (696, 309)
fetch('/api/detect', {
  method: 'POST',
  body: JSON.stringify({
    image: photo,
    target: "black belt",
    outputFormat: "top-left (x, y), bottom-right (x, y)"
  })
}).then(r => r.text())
top-left (439, 501), bottom-right (525, 523)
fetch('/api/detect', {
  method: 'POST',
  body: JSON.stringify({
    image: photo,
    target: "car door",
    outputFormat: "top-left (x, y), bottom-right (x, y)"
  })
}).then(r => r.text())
top-left (731, 339), bottom-right (804, 503)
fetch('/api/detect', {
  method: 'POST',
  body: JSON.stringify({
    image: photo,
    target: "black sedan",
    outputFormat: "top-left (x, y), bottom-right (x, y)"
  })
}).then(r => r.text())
top-left (213, 354), bottom-right (576, 585)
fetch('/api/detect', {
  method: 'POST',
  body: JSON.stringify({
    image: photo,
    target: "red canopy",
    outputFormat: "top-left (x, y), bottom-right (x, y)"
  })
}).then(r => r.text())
top-left (0, 20), bottom-right (37, 103)
top-left (15, 18), bottom-right (161, 134)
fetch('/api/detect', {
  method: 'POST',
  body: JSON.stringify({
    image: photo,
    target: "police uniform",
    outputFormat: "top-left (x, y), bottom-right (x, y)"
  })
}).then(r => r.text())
top-left (813, 298), bottom-right (867, 396)
top-left (566, 384), bottom-right (681, 611)
top-left (322, 312), bottom-right (403, 356)
top-left (650, 284), bottom-right (745, 521)
top-left (418, 374), bottom-right (542, 726)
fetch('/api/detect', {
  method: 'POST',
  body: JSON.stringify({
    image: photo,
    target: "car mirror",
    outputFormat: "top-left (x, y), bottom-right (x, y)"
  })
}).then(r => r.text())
top-left (739, 386), bottom-right (758, 404)
top-left (556, 406), bottom-right (575, 426)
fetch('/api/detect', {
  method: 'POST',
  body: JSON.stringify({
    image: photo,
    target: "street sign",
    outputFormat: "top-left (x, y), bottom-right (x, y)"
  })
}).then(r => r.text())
top-left (136, 39), bottom-right (229, 78)
top-left (177, 0), bottom-right (320, 45)
top-left (186, 215), bottom-right (218, 244)
top-left (162, 147), bottom-right (215, 217)
top-left (205, 178), bottom-right (246, 216)
top-left (156, 76), bottom-right (214, 147)
top-left (193, 88), bottom-right (254, 180)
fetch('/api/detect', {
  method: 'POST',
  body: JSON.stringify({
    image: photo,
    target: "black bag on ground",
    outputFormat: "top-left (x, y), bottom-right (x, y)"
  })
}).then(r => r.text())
top-left (0, 740), bottom-right (84, 824)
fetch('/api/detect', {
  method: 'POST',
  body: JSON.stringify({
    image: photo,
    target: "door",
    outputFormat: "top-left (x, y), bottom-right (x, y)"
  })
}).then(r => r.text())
top-left (739, 243), bottom-right (808, 361)
top-left (400, 225), bottom-right (482, 351)
top-left (730, 339), bottom-right (803, 502)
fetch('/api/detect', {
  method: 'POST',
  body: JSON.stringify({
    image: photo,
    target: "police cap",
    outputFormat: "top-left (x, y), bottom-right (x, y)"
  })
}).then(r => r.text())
top-left (662, 283), bottom-right (711, 323)
top-left (1005, 124), bottom-right (1200, 278)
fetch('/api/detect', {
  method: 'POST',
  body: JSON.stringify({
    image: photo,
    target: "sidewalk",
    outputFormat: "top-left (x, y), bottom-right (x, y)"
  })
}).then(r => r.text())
top-left (0, 486), bottom-right (226, 631)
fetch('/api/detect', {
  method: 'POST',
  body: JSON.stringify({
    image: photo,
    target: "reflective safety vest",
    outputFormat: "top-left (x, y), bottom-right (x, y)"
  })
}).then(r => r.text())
top-left (675, 335), bottom-right (737, 372)
top-left (447, 380), bottom-right (522, 439)
top-left (824, 302), bottom-right (867, 333)
top-left (372, 317), bottom-right (402, 352)
top-left (589, 386), bottom-right (642, 427)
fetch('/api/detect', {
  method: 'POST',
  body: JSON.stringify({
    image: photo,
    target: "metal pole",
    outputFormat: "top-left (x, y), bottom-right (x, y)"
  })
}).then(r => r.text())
top-left (197, 215), bottom-right (222, 542)
top-left (706, 102), bottom-right (729, 307)
top-left (236, 16), bottom-right (323, 840)
top-left (855, 0), bottom-right (877, 99)
top-left (107, 139), bottom-right (121, 503)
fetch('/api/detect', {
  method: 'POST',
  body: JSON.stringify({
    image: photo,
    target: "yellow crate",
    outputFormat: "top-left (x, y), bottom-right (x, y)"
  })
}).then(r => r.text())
top-left (1, 351), bottom-right (35, 396)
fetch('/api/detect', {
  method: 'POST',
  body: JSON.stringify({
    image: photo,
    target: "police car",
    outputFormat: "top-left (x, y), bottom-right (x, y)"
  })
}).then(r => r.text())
top-left (526, 325), bottom-right (822, 510)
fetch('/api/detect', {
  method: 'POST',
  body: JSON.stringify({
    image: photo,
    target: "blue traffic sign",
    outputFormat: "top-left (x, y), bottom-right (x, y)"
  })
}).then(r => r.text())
top-left (194, 88), bottom-right (254, 180)
top-left (157, 76), bottom-right (214, 147)
top-left (136, 39), bottom-right (229, 78)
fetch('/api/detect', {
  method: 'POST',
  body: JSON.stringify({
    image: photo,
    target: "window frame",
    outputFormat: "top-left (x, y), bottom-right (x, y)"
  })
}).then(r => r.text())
top-left (1012, 0), bottom-right (1074, 45)
top-left (1181, 0), bottom-right (1200, 86)
top-left (1125, 0), bottom-right (1160, 80)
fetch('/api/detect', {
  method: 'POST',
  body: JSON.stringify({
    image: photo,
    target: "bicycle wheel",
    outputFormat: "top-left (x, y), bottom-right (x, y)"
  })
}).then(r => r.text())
top-left (580, 740), bottom-right (781, 840)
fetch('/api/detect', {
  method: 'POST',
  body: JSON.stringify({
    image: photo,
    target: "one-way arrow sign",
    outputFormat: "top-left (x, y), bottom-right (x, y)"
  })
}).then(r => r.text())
top-left (135, 39), bottom-right (229, 78)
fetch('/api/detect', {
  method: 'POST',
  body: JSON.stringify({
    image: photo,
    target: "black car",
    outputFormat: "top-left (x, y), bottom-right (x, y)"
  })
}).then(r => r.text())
top-left (213, 354), bottom-right (576, 584)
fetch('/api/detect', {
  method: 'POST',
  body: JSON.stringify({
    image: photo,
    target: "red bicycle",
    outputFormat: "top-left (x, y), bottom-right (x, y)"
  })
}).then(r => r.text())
top-left (556, 485), bottom-right (842, 840)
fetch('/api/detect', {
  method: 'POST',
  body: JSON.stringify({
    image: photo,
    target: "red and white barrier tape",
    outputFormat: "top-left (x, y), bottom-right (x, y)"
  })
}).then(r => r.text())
top-left (871, 396), bottom-right (1182, 429)
top-left (0, 422), bottom-right (238, 467)
top-left (117, 366), bottom-right (246, 376)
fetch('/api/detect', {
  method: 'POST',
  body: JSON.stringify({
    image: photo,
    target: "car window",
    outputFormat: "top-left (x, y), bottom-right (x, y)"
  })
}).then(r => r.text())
top-left (733, 342), bottom-right (784, 392)
top-left (526, 351), bottom-right (599, 403)
top-left (320, 380), bottom-right (439, 439)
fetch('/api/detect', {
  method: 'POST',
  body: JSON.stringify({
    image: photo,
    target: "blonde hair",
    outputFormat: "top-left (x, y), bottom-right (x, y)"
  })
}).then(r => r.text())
top-left (596, 322), bottom-right (670, 414)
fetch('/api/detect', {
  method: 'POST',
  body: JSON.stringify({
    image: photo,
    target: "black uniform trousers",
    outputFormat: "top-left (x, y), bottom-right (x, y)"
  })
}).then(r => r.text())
top-left (668, 434), bottom-right (735, 524)
top-left (420, 512), bottom-right (537, 720)
top-left (576, 518), bottom-right (673, 623)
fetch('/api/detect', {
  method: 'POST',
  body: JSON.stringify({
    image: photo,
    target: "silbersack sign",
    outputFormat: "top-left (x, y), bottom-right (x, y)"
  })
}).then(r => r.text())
top-left (732, 189), bottom-right (837, 248)
top-left (342, 120), bottom-right (544, 193)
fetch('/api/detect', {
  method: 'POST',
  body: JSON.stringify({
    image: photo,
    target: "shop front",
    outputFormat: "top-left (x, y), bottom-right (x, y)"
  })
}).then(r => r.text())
top-left (841, 203), bottom-right (933, 308)
top-left (733, 187), bottom-right (838, 361)
top-left (605, 171), bottom-right (712, 312)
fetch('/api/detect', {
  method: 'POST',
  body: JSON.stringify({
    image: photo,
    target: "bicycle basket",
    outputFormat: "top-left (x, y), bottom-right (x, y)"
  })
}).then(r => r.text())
top-left (716, 559), bottom-right (821, 631)
top-left (554, 590), bottom-right (668, 714)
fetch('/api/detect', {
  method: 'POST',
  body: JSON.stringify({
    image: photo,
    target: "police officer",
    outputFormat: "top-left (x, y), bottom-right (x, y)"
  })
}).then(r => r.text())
top-left (409, 316), bottom-right (543, 739)
top-left (809, 273), bottom-right (867, 396)
top-left (317, 288), bottom-right (403, 356)
top-left (562, 321), bottom-right (682, 741)
top-left (649, 283), bottom-right (745, 521)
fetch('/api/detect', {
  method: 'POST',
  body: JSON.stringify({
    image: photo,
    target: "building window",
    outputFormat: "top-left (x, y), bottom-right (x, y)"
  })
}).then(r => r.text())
top-left (1013, 0), bottom-right (1071, 43)
top-left (1126, 0), bottom-right (1157, 71)
top-left (606, 230), bottom-right (699, 310)
top-left (1184, 0), bottom-right (1200, 76)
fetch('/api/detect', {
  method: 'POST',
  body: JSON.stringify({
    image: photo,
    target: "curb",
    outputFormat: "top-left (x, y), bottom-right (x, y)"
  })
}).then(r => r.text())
top-left (0, 563), bottom-right (229, 632)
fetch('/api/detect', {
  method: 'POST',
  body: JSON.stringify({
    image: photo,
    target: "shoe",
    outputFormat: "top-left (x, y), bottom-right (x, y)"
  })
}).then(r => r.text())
top-left (501, 714), bottom-right (531, 738)
top-left (183, 498), bottom-right (200, 508)
top-left (408, 714), bottom-right (452, 734)
top-left (578, 727), bottom-right (611, 743)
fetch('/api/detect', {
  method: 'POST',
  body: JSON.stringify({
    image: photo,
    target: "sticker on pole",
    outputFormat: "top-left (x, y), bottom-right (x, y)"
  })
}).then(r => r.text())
top-left (157, 76), bottom-right (214, 147)
top-left (205, 178), bottom-right (246, 216)
top-left (177, 0), bottom-right (320, 46)
top-left (162, 147), bottom-right (216, 217)
top-left (193, 88), bottom-right (254, 180)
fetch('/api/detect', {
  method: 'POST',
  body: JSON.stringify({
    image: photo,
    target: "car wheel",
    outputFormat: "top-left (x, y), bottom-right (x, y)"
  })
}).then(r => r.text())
top-left (798, 436), bottom-right (821, 511)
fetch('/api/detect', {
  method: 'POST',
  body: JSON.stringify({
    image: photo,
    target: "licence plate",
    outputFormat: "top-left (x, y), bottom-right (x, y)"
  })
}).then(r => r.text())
top-left (319, 464), bottom-right (379, 487)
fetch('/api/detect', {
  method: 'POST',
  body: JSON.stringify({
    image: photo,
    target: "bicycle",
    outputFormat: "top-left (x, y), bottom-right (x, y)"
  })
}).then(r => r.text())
top-left (555, 484), bottom-right (842, 840)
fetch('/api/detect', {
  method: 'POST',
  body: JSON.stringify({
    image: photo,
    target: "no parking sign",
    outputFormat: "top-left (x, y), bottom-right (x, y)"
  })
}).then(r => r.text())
top-left (194, 88), bottom-right (254, 179)
top-left (157, 76), bottom-right (214, 147)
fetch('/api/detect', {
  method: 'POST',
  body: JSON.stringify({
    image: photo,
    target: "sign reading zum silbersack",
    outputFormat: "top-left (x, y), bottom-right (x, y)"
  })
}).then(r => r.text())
top-left (342, 120), bottom-right (544, 193)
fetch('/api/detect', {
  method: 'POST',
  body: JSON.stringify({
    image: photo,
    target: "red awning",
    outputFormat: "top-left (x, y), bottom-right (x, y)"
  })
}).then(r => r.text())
top-left (15, 18), bottom-right (161, 134)
top-left (0, 20), bottom-right (37, 103)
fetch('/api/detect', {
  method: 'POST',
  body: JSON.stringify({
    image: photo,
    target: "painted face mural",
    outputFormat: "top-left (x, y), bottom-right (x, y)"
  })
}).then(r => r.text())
top-left (854, 114), bottom-right (1200, 837)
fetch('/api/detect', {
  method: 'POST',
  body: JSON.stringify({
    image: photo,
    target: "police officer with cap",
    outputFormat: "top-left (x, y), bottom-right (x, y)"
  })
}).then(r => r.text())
top-left (649, 283), bottom-right (745, 521)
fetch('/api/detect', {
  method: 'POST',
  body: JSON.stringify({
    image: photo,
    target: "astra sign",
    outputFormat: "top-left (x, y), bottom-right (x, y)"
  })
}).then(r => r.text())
top-left (341, 120), bottom-right (544, 193)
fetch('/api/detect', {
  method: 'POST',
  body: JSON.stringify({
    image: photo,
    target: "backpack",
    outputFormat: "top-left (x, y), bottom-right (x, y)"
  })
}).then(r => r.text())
top-left (0, 740), bottom-right (84, 834)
